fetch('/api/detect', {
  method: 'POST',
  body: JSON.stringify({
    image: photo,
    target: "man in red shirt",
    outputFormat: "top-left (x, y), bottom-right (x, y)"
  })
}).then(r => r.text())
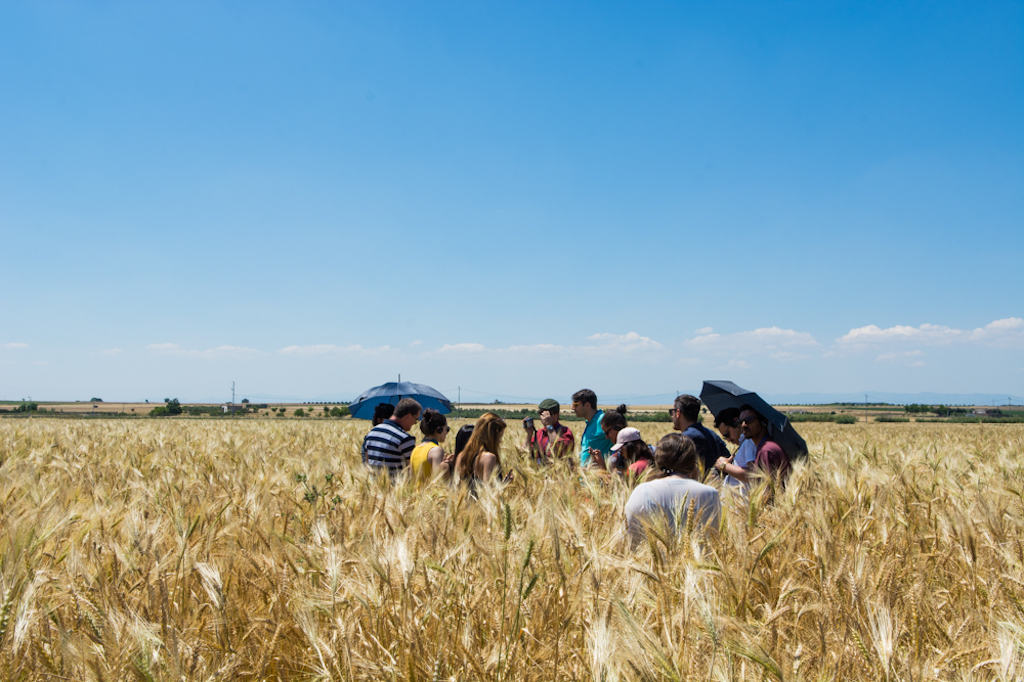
top-left (524, 398), bottom-right (575, 464)
top-left (715, 404), bottom-right (790, 486)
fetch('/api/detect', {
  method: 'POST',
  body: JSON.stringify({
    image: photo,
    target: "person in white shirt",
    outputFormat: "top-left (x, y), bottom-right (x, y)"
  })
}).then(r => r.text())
top-left (624, 433), bottom-right (721, 545)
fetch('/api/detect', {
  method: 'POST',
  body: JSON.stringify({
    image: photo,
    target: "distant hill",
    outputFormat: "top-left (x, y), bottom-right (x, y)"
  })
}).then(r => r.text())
top-left (762, 392), bottom-right (1024, 406)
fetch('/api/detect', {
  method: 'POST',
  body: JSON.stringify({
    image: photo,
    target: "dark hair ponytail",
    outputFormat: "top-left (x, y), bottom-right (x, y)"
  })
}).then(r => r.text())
top-left (602, 404), bottom-right (628, 431)
top-left (419, 408), bottom-right (447, 438)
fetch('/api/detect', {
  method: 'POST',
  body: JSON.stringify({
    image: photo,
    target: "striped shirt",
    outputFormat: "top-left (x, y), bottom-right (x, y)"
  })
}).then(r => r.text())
top-left (362, 420), bottom-right (416, 472)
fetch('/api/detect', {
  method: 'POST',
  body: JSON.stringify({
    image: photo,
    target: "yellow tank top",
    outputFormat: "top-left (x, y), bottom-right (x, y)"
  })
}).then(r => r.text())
top-left (410, 440), bottom-right (442, 482)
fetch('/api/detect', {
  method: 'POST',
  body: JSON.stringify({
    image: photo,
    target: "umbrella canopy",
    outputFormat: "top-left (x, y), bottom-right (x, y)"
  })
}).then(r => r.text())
top-left (699, 380), bottom-right (809, 461)
top-left (348, 381), bottom-right (453, 420)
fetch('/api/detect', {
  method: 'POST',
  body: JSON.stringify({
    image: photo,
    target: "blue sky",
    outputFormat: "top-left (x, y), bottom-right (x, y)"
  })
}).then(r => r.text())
top-left (1, 1), bottom-right (1022, 404)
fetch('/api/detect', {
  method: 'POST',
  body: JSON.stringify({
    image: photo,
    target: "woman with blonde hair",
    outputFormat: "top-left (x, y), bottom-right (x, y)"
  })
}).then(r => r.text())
top-left (455, 412), bottom-right (506, 483)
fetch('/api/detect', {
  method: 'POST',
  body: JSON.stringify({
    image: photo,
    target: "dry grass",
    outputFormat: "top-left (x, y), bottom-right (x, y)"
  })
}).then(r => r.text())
top-left (0, 419), bottom-right (1022, 681)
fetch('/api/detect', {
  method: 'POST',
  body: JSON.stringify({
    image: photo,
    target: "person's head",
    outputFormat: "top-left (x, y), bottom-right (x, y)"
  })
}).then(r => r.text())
top-left (454, 425), bottom-right (475, 457)
top-left (714, 407), bottom-right (742, 445)
top-left (654, 433), bottom-right (700, 479)
top-left (456, 412), bottom-right (507, 479)
top-left (372, 403), bottom-right (395, 426)
top-left (419, 408), bottom-right (450, 440)
top-left (391, 397), bottom-right (422, 431)
top-left (571, 389), bottom-right (598, 419)
top-left (601, 404), bottom-right (628, 444)
top-left (671, 394), bottom-right (702, 430)
top-left (738, 405), bottom-right (768, 441)
top-left (537, 398), bottom-right (561, 427)
top-left (620, 438), bottom-right (654, 466)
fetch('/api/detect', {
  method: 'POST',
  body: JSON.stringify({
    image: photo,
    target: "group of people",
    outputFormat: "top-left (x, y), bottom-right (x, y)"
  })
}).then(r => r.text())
top-left (359, 388), bottom-right (792, 543)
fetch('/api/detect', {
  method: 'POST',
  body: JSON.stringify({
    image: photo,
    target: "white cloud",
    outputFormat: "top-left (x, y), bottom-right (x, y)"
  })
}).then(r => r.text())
top-left (838, 317), bottom-right (1024, 348)
top-left (436, 343), bottom-right (487, 354)
top-left (695, 327), bottom-right (714, 335)
top-left (585, 332), bottom-right (664, 353)
top-left (277, 344), bottom-right (396, 356)
top-left (686, 327), bottom-right (818, 355)
top-left (3, 342), bottom-right (29, 349)
top-left (431, 332), bottom-right (665, 359)
top-left (725, 359), bottom-right (751, 370)
top-left (149, 343), bottom-right (260, 358)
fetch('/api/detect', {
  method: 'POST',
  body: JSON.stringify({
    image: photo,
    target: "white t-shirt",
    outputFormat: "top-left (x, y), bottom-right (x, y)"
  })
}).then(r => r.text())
top-left (725, 435), bottom-right (756, 489)
top-left (624, 476), bottom-right (721, 544)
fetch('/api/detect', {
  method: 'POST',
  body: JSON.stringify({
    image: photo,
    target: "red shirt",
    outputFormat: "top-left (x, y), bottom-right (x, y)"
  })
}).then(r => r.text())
top-left (754, 437), bottom-right (790, 484)
top-left (530, 424), bottom-right (574, 461)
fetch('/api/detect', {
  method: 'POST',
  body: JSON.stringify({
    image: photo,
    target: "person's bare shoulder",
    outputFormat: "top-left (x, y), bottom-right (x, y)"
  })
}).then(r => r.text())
top-left (477, 450), bottom-right (499, 479)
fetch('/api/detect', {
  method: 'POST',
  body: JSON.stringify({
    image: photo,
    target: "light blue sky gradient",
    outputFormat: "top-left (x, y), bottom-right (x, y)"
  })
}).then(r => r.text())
top-left (1, 1), bottom-right (1021, 404)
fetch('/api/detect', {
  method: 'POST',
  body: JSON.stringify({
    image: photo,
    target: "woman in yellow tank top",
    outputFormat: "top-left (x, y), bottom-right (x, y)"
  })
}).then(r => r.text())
top-left (410, 409), bottom-right (450, 483)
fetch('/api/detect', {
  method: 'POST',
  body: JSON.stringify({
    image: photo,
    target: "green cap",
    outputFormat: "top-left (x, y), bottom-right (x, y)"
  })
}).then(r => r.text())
top-left (538, 398), bottom-right (560, 412)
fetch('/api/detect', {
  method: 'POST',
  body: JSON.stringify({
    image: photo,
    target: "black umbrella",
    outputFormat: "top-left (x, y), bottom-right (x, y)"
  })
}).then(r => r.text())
top-left (699, 380), bottom-right (809, 461)
top-left (349, 381), bottom-right (452, 420)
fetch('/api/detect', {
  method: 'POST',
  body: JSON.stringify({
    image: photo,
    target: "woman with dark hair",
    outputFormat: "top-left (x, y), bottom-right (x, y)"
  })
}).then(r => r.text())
top-left (601, 404), bottom-right (628, 443)
top-left (438, 424), bottom-right (473, 477)
top-left (591, 404), bottom-right (628, 469)
top-left (455, 413), bottom-right (506, 484)
top-left (624, 433), bottom-right (721, 544)
top-left (371, 403), bottom-right (395, 426)
top-left (410, 409), bottom-right (450, 483)
top-left (607, 427), bottom-right (654, 477)
top-left (453, 425), bottom-right (474, 459)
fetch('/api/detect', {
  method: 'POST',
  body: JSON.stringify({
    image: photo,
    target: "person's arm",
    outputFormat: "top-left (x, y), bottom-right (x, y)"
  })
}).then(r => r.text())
top-left (440, 451), bottom-right (457, 480)
top-left (427, 446), bottom-right (446, 478)
top-left (400, 438), bottom-right (416, 467)
top-left (715, 457), bottom-right (751, 482)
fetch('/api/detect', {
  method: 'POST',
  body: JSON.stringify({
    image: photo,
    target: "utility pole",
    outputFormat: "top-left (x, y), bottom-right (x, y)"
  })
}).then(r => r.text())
top-left (458, 386), bottom-right (461, 417)
top-left (232, 381), bottom-right (235, 405)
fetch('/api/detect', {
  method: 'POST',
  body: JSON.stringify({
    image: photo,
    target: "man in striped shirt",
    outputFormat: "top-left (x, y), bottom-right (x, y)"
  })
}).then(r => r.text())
top-left (362, 397), bottom-right (421, 473)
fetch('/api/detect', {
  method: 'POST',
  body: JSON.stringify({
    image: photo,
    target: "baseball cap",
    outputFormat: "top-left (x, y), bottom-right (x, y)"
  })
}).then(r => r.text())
top-left (538, 398), bottom-right (560, 412)
top-left (610, 427), bottom-right (641, 452)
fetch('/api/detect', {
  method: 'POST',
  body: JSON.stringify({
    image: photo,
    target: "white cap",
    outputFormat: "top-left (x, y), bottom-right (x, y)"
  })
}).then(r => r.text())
top-left (610, 427), bottom-right (641, 452)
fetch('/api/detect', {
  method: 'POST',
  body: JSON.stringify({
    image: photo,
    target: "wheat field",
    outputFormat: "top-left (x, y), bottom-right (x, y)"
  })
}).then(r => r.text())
top-left (0, 418), bottom-right (1022, 681)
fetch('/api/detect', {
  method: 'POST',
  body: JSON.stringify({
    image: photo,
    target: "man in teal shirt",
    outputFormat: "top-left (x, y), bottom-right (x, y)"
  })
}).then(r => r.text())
top-left (572, 388), bottom-right (612, 468)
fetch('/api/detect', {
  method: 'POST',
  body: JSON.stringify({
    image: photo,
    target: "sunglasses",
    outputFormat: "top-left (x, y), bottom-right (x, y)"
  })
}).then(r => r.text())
top-left (668, 408), bottom-right (678, 416)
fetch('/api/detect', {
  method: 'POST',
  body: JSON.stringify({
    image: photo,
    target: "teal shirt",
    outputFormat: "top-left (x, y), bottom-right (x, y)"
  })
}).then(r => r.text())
top-left (580, 410), bottom-right (612, 466)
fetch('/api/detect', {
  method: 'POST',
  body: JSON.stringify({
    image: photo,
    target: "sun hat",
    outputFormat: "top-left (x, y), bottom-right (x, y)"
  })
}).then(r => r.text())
top-left (610, 427), bottom-right (642, 452)
top-left (538, 398), bottom-right (560, 412)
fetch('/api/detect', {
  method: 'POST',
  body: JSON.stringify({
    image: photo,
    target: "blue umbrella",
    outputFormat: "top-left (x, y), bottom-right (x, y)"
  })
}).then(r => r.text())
top-left (348, 381), bottom-right (452, 420)
top-left (699, 380), bottom-right (808, 461)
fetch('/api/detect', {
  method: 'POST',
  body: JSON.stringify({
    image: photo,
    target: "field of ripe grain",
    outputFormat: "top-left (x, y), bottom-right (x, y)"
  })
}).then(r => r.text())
top-left (1, 419), bottom-right (1022, 681)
